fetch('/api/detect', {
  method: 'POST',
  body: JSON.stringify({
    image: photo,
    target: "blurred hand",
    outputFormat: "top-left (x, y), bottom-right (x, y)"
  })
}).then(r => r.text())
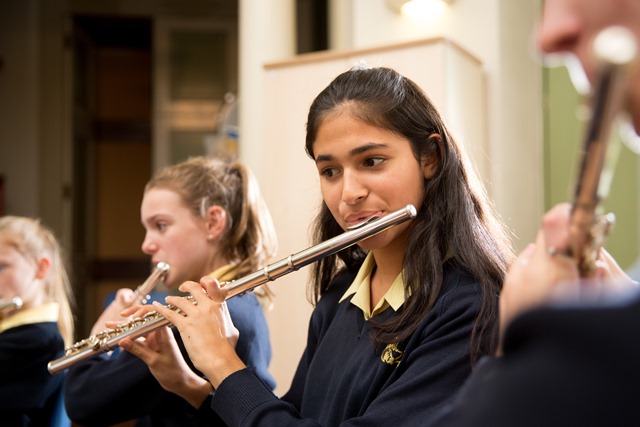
top-left (90, 288), bottom-right (136, 335)
top-left (497, 203), bottom-right (639, 355)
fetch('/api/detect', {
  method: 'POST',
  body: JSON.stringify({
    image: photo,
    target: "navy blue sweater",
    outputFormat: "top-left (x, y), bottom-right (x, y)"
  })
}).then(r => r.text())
top-left (211, 261), bottom-right (486, 426)
top-left (433, 289), bottom-right (640, 427)
top-left (64, 293), bottom-right (274, 427)
top-left (0, 322), bottom-right (65, 427)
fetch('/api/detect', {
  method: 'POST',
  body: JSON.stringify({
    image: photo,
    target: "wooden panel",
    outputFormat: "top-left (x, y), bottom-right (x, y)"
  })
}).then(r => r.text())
top-left (94, 142), bottom-right (150, 258)
top-left (96, 48), bottom-right (151, 121)
top-left (0, 174), bottom-right (4, 216)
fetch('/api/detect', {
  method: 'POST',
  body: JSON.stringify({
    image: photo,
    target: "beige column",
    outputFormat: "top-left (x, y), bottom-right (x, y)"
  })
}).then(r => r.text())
top-left (238, 0), bottom-right (295, 184)
top-left (328, 0), bottom-right (353, 50)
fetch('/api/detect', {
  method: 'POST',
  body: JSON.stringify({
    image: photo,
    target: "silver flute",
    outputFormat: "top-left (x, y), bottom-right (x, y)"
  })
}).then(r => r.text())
top-left (0, 297), bottom-right (23, 312)
top-left (48, 204), bottom-right (417, 374)
top-left (48, 261), bottom-right (169, 374)
top-left (566, 26), bottom-right (637, 277)
top-left (132, 261), bottom-right (170, 305)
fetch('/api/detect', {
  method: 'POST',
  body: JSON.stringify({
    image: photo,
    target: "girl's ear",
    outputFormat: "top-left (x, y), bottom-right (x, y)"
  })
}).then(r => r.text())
top-left (204, 205), bottom-right (227, 241)
top-left (422, 133), bottom-right (443, 179)
top-left (35, 257), bottom-right (52, 280)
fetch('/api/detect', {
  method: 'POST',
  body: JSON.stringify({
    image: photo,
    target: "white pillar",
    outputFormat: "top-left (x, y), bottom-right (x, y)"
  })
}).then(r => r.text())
top-left (238, 0), bottom-right (295, 185)
top-left (328, 0), bottom-right (353, 50)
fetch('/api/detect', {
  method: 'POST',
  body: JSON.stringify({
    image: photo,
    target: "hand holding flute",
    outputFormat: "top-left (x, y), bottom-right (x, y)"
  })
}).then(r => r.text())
top-left (120, 277), bottom-right (242, 399)
top-left (119, 297), bottom-right (217, 409)
top-left (89, 262), bottom-right (169, 336)
top-left (498, 27), bottom-right (639, 338)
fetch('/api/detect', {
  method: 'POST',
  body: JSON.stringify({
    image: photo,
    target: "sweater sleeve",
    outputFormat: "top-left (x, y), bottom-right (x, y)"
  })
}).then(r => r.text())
top-left (432, 292), bottom-right (640, 427)
top-left (211, 272), bottom-right (352, 427)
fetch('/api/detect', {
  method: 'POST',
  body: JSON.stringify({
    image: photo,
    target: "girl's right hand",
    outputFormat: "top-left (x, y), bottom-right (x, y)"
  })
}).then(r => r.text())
top-left (152, 276), bottom-right (245, 389)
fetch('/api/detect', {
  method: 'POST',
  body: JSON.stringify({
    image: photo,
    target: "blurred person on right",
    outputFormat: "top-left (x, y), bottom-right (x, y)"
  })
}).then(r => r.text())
top-left (434, 1), bottom-right (640, 426)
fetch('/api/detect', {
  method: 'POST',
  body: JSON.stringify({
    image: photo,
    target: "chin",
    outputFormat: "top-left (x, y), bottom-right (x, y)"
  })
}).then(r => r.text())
top-left (356, 234), bottom-right (390, 252)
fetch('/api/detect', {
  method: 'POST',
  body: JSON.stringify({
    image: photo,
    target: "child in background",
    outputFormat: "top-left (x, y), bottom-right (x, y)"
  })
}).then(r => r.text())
top-left (0, 216), bottom-right (74, 426)
top-left (64, 156), bottom-right (278, 427)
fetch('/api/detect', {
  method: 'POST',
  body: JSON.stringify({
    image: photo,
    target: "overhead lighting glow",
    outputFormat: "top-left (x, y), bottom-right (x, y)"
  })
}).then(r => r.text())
top-left (402, 0), bottom-right (446, 18)
top-left (387, 0), bottom-right (453, 18)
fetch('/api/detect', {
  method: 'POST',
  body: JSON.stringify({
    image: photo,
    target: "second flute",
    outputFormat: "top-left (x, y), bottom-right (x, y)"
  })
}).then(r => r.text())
top-left (48, 204), bottom-right (417, 374)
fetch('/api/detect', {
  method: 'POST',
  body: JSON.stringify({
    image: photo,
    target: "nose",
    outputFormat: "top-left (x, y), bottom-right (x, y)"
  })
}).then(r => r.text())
top-left (536, 0), bottom-right (582, 55)
top-left (141, 233), bottom-right (157, 255)
top-left (341, 170), bottom-right (367, 205)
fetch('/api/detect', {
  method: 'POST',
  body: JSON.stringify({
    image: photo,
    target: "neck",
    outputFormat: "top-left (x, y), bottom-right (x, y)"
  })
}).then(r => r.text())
top-left (205, 246), bottom-right (232, 276)
top-left (370, 246), bottom-right (405, 308)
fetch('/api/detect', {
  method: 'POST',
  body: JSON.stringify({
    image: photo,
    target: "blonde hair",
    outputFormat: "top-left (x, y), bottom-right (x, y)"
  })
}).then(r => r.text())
top-left (0, 216), bottom-right (75, 346)
top-left (145, 157), bottom-right (278, 306)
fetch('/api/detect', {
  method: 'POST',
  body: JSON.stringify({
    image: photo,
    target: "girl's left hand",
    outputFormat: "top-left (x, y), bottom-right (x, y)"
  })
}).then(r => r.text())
top-left (90, 288), bottom-right (136, 335)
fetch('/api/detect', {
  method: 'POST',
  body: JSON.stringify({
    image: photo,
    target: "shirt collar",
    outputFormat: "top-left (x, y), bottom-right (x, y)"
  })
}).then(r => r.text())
top-left (339, 252), bottom-right (406, 320)
top-left (209, 264), bottom-right (241, 283)
top-left (0, 302), bottom-right (59, 333)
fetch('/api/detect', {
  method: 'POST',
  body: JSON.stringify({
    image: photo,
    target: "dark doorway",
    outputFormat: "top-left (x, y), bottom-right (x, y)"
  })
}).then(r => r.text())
top-left (71, 16), bottom-right (153, 338)
top-left (296, 0), bottom-right (328, 54)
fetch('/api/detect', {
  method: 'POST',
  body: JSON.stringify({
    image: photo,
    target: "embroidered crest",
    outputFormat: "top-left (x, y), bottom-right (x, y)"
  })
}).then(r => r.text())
top-left (381, 343), bottom-right (403, 366)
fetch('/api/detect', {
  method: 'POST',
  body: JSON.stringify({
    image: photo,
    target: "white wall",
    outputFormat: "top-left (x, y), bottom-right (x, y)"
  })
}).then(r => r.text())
top-left (238, 0), bottom-right (296, 186)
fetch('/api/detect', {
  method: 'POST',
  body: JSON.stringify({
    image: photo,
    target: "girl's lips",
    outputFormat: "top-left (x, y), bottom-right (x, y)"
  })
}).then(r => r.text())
top-left (345, 211), bottom-right (383, 228)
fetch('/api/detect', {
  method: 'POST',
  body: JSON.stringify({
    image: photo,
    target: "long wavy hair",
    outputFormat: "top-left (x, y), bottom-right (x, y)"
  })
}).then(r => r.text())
top-left (145, 156), bottom-right (278, 307)
top-left (305, 66), bottom-right (515, 362)
top-left (0, 216), bottom-right (75, 347)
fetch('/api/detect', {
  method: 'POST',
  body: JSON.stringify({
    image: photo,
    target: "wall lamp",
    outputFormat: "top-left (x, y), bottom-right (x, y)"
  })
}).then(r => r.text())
top-left (386, 0), bottom-right (453, 17)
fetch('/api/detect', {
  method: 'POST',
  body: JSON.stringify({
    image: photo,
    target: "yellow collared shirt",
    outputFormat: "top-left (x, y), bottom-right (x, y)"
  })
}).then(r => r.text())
top-left (339, 252), bottom-right (406, 320)
top-left (208, 263), bottom-right (242, 283)
top-left (0, 302), bottom-right (59, 334)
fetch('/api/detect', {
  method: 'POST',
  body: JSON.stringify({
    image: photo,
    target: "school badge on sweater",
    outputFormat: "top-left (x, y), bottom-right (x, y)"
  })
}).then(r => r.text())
top-left (381, 343), bottom-right (403, 366)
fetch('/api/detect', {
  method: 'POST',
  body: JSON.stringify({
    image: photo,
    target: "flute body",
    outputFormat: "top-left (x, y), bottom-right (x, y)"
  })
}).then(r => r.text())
top-left (48, 262), bottom-right (169, 373)
top-left (567, 26), bottom-right (637, 277)
top-left (48, 204), bottom-right (417, 374)
top-left (0, 297), bottom-right (23, 312)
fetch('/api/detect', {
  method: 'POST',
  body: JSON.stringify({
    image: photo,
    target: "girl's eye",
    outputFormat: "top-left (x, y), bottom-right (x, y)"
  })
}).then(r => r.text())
top-left (0, 263), bottom-right (7, 272)
top-left (156, 222), bottom-right (167, 232)
top-left (320, 167), bottom-right (338, 178)
top-left (363, 157), bottom-right (385, 167)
